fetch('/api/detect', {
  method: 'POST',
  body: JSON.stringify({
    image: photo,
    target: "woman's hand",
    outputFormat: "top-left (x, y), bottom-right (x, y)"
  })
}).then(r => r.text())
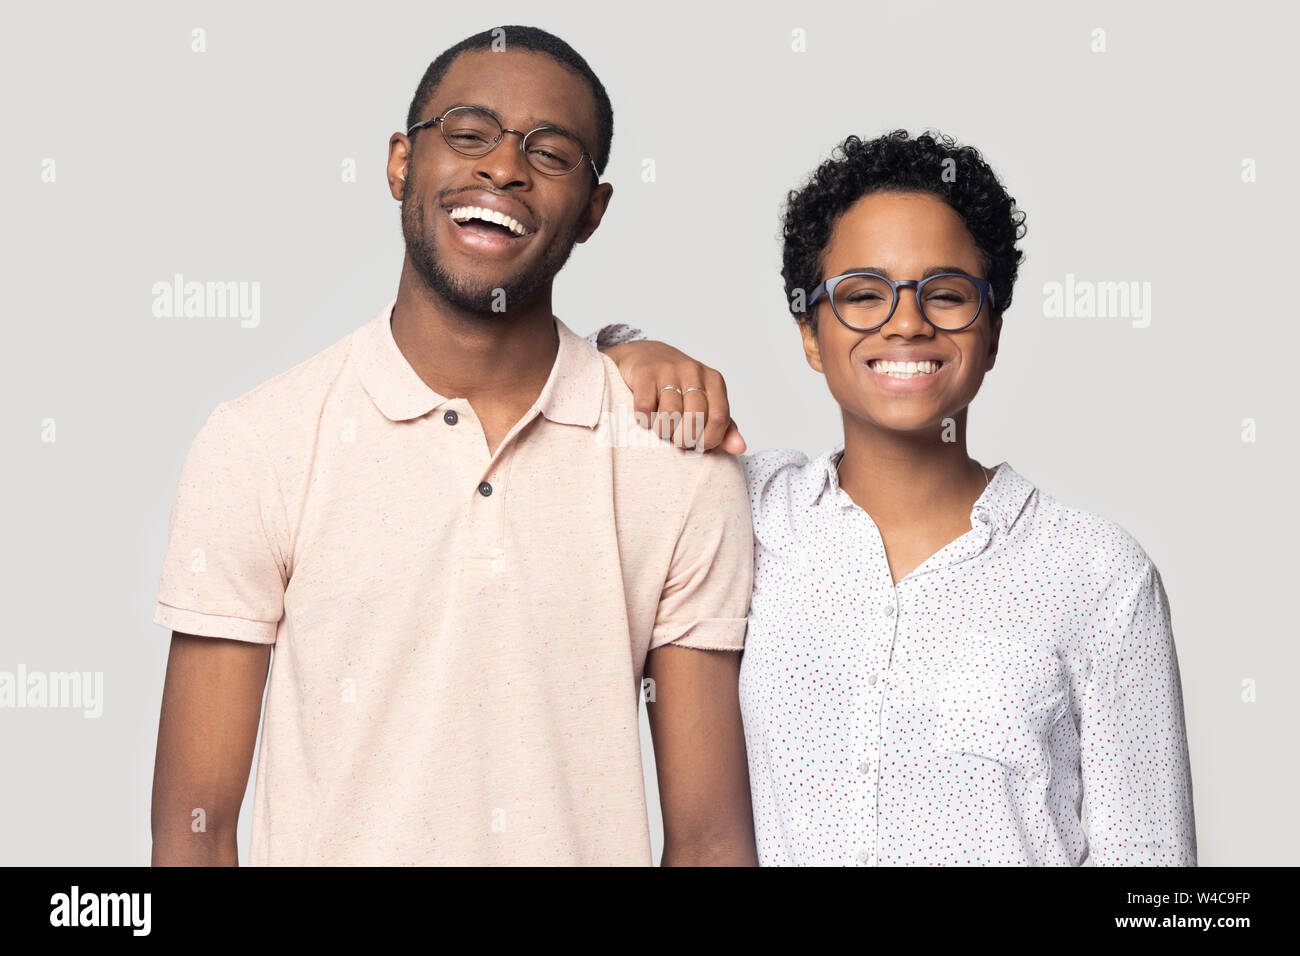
top-left (602, 341), bottom-right (746, 453)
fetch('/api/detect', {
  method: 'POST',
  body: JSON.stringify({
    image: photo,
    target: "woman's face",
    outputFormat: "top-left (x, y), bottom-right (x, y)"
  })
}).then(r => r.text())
top-left (800, 190), bottom-right (1001, 436)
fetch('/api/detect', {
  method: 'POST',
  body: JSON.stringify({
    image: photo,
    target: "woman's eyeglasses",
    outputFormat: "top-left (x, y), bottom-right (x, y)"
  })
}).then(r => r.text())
top-left (808, 271), bottom-right (995, 333)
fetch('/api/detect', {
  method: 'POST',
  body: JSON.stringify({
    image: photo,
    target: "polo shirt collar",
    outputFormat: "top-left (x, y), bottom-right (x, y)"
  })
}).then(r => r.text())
top-left (803, 440), bottom-right (1035, 533)
top-left (354, 297), bottom-right (606, 427)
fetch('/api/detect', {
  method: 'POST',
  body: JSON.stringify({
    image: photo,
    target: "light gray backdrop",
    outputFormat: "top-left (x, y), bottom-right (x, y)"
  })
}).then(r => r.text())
top-left (2, 0), bottom-right (1295, 865)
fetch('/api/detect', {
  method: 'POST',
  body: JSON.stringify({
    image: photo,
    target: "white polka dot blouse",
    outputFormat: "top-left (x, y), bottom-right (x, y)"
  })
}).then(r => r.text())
top-left (737, 444), bottom-right (1196, 866)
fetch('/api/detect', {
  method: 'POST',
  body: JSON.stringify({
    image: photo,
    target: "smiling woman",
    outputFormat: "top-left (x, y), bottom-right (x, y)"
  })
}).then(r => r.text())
top-left (594, 128), bottom-right (1197, 867)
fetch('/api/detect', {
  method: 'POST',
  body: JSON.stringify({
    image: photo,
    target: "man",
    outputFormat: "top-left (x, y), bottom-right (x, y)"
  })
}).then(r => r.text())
top-left (150, 25), bottom-right (755, 866)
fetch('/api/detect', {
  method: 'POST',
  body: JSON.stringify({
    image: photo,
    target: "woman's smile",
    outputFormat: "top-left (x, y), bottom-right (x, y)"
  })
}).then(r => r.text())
top-left (863, 354), bottom-right (952, 391)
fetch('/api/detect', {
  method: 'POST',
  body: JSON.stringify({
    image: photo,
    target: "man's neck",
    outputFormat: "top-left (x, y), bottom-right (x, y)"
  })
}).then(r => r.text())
top-left (389, 266), bottom-right (559, 407)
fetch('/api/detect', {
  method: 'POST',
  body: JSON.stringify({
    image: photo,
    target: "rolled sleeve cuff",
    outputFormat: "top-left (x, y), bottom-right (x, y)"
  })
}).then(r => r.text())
top-left (650, 617), bottom-right (748, 652)
top-left (154, 602), bottom-right (280, 644)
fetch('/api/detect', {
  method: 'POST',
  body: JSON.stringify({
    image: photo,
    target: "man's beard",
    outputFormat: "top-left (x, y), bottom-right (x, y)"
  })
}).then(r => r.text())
top-left (400, 169), bottom-right (579, 318)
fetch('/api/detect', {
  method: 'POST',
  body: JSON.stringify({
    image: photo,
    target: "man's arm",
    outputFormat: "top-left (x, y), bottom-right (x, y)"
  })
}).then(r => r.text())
top-left (584, 323), bottom-right (746, 454)
top-left (640, 449), bottom-right (756, 865)
top-left (644, 644), bottom-right (757, 866)
top-left (150, 632), bottom-right (271, 865)
top-left (150, 400), bottom-right (291, 864)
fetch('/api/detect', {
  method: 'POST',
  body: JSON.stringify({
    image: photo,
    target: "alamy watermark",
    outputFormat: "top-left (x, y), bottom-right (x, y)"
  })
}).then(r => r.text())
top-left (594, 406), bottom-right (707, 454)
top-left (151, 273), bottom-right (260, 328)
top-left (1043, 273), bottom-right (1151, 328)
top-left (0, 665), bottom-right (102, 717)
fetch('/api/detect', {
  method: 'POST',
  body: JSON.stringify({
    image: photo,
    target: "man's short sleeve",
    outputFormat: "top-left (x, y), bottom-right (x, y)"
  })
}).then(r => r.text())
top-left (152, 401), bottom-right (291, 644)
top-left (650, 453), bottom-right (754, 652)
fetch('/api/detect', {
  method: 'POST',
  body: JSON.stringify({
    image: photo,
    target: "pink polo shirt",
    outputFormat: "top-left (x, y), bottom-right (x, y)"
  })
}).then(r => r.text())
top-left (153, 298), bottom-right (754, 865)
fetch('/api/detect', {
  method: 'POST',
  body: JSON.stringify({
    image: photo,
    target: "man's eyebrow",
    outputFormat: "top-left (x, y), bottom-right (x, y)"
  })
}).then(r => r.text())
top-left (836, 265), bottom-right (981, 279)
top-left (439, 102), bottom-right (588, 144)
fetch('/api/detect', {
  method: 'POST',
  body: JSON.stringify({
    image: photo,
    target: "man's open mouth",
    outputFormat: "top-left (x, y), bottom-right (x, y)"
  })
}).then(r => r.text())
top-left (446, 205), bottom-right (533, 239)
top-left (867, 358), bottom-right (944, 379)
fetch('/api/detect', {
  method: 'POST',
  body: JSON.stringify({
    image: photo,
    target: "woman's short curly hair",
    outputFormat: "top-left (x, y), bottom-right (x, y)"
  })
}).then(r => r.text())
top-left (781, 129), bottom-right (1027, 334)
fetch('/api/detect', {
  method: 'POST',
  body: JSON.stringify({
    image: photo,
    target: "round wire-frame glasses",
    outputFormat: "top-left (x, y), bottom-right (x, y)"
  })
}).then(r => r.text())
top-left (407, 105), bottom-right (599, 179)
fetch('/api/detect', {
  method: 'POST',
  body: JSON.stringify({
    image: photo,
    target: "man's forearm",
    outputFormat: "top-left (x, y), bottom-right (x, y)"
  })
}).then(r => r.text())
top-left (150, 817), bottom-right (240, 866)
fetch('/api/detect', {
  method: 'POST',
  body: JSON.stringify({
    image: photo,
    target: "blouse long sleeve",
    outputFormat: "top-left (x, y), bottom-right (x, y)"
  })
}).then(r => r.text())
top-left (1079, 559), bottom-right (1197, 865)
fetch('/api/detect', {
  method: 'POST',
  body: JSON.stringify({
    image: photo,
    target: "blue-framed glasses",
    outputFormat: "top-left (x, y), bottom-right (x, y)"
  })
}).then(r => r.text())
top-left (807, 271), bottom-right (995, 333)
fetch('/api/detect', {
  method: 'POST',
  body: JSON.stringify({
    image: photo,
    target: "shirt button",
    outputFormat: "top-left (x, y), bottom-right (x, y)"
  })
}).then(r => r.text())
top-left (443, 410), bottom-right (458, 425)
top-left (972, 507), bottom-right (989, 524)
top-left (858, 760), bottom-right (870, 774)
top-left (882, 602), bottom-right (895, 617)
top-left (478, 481), bottom-right (493, 497)
top-left (867, 672), bottom-right (878, 685)
top-left (857, 848), bottom-right (872, 864)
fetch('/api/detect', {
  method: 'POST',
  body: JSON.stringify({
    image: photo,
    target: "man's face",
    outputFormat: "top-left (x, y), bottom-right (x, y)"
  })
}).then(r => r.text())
top-left (800, 190), bottom-right (1002, 435)
top-left (389, 48), bottom-right (613, 316)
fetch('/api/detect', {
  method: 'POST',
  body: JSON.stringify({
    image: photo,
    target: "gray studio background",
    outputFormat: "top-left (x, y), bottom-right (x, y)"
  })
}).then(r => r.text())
top-left (2, 0), bottom-right (1295, 865)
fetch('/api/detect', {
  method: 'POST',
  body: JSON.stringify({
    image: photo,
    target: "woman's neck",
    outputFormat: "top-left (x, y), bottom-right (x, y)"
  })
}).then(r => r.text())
top-left (835, 411), bottom-right (989, 530)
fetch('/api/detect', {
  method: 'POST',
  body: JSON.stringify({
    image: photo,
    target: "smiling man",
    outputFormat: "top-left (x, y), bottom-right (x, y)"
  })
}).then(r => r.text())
top-left (149, 25), bottom-right (756, 866)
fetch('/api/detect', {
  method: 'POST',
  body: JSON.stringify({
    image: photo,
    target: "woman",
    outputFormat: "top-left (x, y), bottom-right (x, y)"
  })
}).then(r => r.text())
top-left (592, 130), bottom-right (1196, 866)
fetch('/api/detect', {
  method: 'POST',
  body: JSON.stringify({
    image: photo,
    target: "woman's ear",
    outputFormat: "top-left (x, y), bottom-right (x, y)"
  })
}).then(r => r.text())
top-left (799, 317), bottom-right (824, 373)
top-left (986, 313), bottom-right (1003, 371)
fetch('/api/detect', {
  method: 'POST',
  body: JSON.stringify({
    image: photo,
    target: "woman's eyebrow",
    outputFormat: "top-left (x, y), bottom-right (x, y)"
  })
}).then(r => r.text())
top-left (836, 265), bottom-right (978, 279)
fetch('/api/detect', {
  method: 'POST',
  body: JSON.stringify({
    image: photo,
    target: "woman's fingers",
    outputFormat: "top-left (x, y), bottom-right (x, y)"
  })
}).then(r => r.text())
top-left (624, 353), bottom-right (737, 452)
top-left (678, 386), bottom-right (709, 448)
top-left (693, 368), bottom-right (731, 452)
top-left (720, 419), bottom-right (746, 454)
top-left (652, 379), bottom-right (684, 442)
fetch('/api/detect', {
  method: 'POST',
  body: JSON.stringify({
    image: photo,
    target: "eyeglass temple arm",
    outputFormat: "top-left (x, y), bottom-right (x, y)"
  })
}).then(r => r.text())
top-left (406, 117), bottom-right (440, 135)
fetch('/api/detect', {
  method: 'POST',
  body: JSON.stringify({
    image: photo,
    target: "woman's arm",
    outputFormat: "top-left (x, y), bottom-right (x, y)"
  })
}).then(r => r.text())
top-left (1078, 560), bottom-right (1197, 865)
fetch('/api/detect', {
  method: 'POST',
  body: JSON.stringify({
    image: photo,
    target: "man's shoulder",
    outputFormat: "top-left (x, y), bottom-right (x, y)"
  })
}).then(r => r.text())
top-left (178, 319), bottom-right (369, 482)
top-left (592, 355), bottom-right (750, 504)
top-left (221, 325), bottom-right (359, 425)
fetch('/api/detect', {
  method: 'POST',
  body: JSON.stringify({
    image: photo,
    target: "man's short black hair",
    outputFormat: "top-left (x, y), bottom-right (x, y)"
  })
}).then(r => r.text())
top-left (405, 24), bottom-right (613, 177)
top-left (782, 129), bottom-right (1027, 334)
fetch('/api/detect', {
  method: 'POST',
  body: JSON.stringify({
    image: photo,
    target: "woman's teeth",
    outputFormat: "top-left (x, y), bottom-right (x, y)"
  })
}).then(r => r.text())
top-left (869, 359), bottom-right (942, 378)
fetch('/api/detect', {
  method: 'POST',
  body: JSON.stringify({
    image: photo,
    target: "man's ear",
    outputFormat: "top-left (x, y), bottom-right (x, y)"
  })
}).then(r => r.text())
top-left (387, 132), bottom-right (412, 200)
top-left (799, 317), bottom-right (824, 373)
top-left (574, 182), bottom-right (614, 244)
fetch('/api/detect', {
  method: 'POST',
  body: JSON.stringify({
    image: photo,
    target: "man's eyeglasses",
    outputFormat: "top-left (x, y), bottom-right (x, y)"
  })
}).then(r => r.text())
top-left (807, 271), bottom-right (995, 333)
top-left (407, 106), bottom-right (599, 179)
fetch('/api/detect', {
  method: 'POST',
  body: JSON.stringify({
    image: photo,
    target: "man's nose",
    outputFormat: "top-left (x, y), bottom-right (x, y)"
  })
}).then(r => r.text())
top-left (472, 131), bottom-right (532, 186)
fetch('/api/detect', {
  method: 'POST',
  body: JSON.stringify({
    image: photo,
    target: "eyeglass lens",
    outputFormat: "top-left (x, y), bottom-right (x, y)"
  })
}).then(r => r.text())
top-left (441, 107), bottom-right (585, 175)
top-left (832, 274), bottom-right (982, 330)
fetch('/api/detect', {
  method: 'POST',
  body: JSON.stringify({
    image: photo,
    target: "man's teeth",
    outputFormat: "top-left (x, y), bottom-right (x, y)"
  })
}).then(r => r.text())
top-left (448, 206), bottom-right (528, 236)
top-left (869, 359), bottom-right (941, 378)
